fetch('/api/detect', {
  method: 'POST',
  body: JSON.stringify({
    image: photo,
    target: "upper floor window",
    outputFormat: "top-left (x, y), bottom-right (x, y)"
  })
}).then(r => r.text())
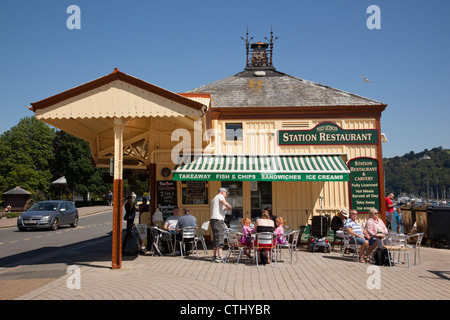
top-left (225, 123), bottom-right (243, 141)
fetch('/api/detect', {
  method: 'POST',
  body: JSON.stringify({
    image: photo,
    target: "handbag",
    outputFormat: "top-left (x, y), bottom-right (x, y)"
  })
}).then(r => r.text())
top-left (335, 230), bottom-right (344, 239)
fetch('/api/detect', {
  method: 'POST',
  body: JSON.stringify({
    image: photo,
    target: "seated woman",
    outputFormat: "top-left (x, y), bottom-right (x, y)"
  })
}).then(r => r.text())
top-left (253, 210), bottom-right (275, 263)
top-left (365, 207), bottom-right (388, 251)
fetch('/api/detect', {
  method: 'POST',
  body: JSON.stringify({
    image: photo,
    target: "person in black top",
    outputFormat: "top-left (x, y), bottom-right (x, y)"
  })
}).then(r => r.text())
top-left (122, 195), bottom-right (136, 252)
top-left (331, 208), bottom-right (348, 235)
top-left (331, 208), bottom-right (348, 252)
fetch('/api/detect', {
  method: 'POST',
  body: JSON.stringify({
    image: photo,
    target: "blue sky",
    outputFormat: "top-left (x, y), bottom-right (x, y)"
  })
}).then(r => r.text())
top-left (0, 0), bottom-right (449, 158)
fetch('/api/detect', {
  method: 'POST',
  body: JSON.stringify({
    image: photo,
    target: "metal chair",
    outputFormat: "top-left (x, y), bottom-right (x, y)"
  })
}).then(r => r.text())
top-left (406, 232), bottom-right (424, 266)
top-left (176, 227), bottom-right (197, 258)
top-left (276, 230), bottom-right (301, 263)
top-left (194, 221), bottom-right (210, 255)
top-left (253, 232), bottom-right (277, 267)
top-left (384, 233), bottom-right (410, 268)
top-left (342, 234), bottom-right (359, 261)
top-left (224, 231), bottom-right (247, 264)
top-left (149, 226), bottom-right (163, 256)
top-left (331, 230), bottom-right (345, 251)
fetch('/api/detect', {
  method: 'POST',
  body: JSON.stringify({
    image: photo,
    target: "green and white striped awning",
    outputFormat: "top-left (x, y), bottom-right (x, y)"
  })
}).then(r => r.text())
top-left (172, 154), bottom-right (349, 182)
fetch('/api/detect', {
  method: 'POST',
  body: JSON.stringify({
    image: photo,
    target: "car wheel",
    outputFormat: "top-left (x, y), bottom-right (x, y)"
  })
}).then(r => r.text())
top-left (70, 216), bottom-right (78, 228)
top-left (18, 227), bottom-right (27, 231)
top-left (50, 218), bottom-right (59, 231)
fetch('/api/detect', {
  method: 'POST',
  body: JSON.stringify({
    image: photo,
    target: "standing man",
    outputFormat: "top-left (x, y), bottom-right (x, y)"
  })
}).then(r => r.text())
top-left (385, 193), bottom-right (396, 231)
top-left (210, 188), bottom-right (232, 263)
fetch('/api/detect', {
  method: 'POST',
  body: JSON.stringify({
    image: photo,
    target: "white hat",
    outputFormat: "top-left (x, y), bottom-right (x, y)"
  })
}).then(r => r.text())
top-left (340, 208), bottom-right (349, 218)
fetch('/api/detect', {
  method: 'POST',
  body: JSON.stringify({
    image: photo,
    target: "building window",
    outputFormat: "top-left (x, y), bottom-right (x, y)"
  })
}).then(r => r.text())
top-left (181, 181), bottom-right (209, 205)
top-left (225, 123), bottom-right (243, 141)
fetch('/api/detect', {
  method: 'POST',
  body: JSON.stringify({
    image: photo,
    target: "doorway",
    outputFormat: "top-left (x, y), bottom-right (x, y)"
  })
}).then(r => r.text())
top-left (221, 181), bottom-right (243, 224)
top-left (221, 181), bottom-right (272, 224)
top-left (250, 181), bottom-right (272, 219)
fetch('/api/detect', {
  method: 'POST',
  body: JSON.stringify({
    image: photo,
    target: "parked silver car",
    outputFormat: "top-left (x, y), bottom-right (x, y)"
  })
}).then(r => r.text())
top-left (17, 200), bottom-right (79, 231)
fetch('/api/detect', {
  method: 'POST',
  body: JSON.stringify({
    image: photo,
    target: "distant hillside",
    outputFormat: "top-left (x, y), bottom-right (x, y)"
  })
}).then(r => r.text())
top-left (383, 146), bottom-right (450, 199)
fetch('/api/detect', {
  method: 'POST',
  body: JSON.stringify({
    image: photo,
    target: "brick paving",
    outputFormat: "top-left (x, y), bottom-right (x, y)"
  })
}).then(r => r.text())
top-left (15, 243), bottom-right (450, 301)
top-left (2, 206), bottom-right (449, 301)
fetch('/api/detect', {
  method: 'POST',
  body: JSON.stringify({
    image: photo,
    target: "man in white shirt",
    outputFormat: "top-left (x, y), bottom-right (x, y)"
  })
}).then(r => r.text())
top-left (210, 188), bottom-right (232, 263)
top-left (164, 207), bottom-right (180, 234)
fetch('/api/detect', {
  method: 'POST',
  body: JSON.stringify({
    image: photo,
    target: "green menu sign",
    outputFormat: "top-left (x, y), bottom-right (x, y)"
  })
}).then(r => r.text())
top-left (279, 122), bottom-right (378, 145)
top-left (349, 158), bottom-right (380, 213)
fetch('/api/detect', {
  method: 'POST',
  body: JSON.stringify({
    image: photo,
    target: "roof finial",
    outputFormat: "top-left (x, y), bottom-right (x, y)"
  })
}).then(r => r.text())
top-left (241, 26), bottom-right (254, 68)
top-left (264, 26), bottom-right (278, 67)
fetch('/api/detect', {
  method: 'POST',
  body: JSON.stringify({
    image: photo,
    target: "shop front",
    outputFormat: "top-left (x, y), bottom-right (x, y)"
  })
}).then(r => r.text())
top-left (30, 30), bottom-right (387, 267)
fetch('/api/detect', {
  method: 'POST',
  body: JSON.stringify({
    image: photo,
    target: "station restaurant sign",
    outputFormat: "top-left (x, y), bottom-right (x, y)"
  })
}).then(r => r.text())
top-left (348, 157), bottom-right (380, 213)
top-left (278, 122), bottom-right (378, 145)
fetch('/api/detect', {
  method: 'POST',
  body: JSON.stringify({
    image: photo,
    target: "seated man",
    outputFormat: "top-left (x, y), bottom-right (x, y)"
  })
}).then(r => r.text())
top-left (344, 209), bottom-right (377, 263)
top-left (164, 207), bottom-right (180, 234)
top-left (175, 207), bottom-right (197, 254)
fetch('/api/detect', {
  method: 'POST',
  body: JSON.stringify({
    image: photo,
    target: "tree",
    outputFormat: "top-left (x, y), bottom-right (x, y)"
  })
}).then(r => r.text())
top-left (51, 130), bottom-right (111, 201)
top-left (383, 146), bottom-right (450, 199)
top-left (0, 117), bottom-right (55, 193)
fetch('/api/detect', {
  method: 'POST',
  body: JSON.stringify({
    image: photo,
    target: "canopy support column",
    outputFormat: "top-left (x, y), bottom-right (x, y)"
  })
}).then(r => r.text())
top-left (112, 118), bottom-right (124, 269)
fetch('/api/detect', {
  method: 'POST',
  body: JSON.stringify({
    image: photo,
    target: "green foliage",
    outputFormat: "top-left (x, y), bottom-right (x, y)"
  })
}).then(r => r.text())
top-left (383, 146), bottom-right (450, 198)
top-left (51, 130), bottom-right (111, 200)
top-left (0, 117), bottom-right (56, 192)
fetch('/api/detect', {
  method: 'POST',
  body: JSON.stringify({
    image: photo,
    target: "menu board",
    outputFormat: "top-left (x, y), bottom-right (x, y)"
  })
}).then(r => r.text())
top-left (349, 158), bottom-right (380, 213)
top-left (157, 181), bottom-right (177, 218)
top-left (186, 181), bottom-right (207, 204)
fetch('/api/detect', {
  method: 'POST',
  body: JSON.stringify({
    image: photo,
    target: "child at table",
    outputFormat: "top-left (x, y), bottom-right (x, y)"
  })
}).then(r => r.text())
top-left (240, 217), bottom-right (254, 256)
top-left (274, 217), bottom-right (287, 244)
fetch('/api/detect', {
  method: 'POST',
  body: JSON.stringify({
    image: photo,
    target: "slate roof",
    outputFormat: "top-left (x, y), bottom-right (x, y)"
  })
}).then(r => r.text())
top-left (189, 69), bottom-right (383, 108)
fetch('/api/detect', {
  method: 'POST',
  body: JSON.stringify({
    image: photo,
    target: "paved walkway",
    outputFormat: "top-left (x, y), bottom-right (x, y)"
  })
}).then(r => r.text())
top-left (2, 206), bottom-right (449, 302)
top-left (15, 239), bottom-right (450, 301)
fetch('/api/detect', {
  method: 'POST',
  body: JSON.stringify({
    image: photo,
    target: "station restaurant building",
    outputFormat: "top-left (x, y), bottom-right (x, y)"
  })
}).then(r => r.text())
top-left (31, 34), bottom-right (387, 267)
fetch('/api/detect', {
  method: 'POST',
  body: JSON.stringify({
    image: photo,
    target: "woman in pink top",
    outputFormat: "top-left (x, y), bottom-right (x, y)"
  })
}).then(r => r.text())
top-left (365, 207), bottom-right (388, 250)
